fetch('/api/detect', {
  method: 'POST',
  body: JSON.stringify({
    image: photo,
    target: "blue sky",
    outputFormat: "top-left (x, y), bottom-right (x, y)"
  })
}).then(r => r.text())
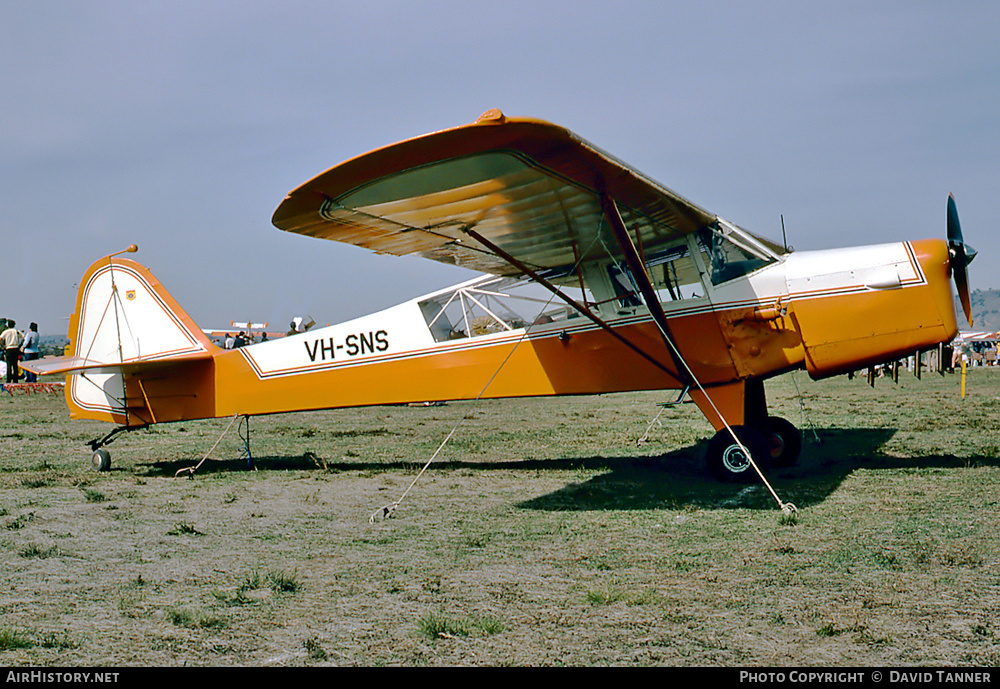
top-left (2, 1), bottom-right (997, 335)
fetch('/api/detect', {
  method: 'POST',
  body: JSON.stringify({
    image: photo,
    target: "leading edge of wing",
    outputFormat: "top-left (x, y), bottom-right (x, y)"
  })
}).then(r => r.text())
top-left (271, 109), bottom-right (719, 275)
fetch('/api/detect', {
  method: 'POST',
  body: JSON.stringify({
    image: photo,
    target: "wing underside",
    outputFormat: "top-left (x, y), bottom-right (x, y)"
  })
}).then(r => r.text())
top-left (271, 110), bottom-right (721, 277)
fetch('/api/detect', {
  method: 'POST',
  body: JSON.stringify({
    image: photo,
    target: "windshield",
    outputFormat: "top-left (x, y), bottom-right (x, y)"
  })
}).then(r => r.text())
top-left (696, 225), bottom-right (776, 285)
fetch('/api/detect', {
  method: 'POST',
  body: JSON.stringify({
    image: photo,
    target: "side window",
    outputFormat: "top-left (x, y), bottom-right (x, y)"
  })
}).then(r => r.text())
top-left (418, 276), bottom-right (588, 343)
top-left (590, 242), bottom-right (706, 310)
top-left (644, 243), bottom-right (706, 302)
top-left (591, 241), bottom-right (707, 310)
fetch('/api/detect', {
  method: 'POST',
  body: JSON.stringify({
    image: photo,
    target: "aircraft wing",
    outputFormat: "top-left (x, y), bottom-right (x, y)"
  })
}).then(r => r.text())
top-left (272, 110), bottom-right (719, 276)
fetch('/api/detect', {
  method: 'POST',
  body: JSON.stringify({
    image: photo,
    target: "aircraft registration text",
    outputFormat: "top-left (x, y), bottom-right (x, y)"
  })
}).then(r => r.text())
top-left (304, 330), bottom-right (389, 362)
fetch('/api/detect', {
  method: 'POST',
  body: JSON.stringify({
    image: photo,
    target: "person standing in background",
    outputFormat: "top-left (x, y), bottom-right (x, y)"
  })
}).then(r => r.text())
top-left (21, 322), bottom-right (40, 383)
top-left (0, 320), bottom-right (23, 383)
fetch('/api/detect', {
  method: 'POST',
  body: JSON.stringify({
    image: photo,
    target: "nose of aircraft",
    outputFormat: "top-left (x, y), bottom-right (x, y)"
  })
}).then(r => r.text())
top-left (947, 193), bottom-right (975, 327)
top-left (782, 237), bottom-right (958, 379)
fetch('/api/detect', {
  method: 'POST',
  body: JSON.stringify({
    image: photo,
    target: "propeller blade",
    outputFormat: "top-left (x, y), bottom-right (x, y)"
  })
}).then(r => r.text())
top-left (955, 258), bottom-right (973, 327)
top-left (947, 193), bottom-right (963, 244)
top-left (947, 193), bottom-right (974, 327)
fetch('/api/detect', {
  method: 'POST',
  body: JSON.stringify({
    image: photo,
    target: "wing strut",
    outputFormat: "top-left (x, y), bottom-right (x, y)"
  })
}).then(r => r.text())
top-left (460, 227), bottom-right (685, 386)
top-left (601, 195), bottom-right (692, 385)
top-left (599, 197), bottom-right (797, 516)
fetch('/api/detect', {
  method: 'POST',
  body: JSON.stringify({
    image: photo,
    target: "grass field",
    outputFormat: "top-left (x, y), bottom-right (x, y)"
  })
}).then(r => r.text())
top-left (1, 366), bottom-right (999, 666)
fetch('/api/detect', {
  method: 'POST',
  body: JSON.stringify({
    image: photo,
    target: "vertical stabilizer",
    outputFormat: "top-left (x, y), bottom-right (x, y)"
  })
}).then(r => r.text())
top-left (58, 257), bottom-right (216, 424)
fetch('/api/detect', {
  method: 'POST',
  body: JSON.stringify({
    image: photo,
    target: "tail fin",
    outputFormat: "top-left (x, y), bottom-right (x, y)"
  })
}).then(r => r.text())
top-left (26, 256), bottom-right (217, 425)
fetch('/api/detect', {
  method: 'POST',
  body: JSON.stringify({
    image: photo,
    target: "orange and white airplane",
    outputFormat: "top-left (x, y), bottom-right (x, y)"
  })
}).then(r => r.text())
top-left (25, 110), bottom-right (975, 481)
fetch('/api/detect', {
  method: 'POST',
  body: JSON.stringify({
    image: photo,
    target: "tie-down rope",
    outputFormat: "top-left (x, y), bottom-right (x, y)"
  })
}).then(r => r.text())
top-left (369, 230), bottom-right (606, 523)
top-left (367, 305), bottom-right (550, 523)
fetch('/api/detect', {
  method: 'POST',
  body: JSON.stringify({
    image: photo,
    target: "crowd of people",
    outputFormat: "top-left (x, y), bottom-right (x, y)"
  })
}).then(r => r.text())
top-left (217, 331), bottom-right (269, 349)
top-left (957, 339), bottom-right (1000, 367)
top-left (0, 318), bottom-right (40, 384)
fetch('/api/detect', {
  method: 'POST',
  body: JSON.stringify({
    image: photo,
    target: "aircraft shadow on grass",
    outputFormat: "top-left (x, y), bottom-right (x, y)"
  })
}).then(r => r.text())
top-left (519, 427), bottom-right (995, 512)
top-left (138, 425), bottom-right (1000, 511)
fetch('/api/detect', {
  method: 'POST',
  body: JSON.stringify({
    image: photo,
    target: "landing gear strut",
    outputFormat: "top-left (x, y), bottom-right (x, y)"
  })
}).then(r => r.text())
top-left (85, 424), bottom-right (147, 473)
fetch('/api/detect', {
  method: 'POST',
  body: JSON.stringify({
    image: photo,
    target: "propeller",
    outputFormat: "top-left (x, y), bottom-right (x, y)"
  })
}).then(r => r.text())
top-left (947, 193), bottom-right (976, 327)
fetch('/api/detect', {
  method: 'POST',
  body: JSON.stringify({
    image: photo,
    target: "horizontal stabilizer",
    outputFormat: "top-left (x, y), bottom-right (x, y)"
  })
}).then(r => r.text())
top-left (21, 350), bottom-right (213, 377)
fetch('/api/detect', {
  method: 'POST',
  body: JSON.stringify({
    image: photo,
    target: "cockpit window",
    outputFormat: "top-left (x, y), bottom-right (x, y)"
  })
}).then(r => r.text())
top-left (604, 241), bottom-right (705, 307)
top-left (645, 243), bottom-right (705, 300)
top-left (697, 224), bottom-right (775, 285)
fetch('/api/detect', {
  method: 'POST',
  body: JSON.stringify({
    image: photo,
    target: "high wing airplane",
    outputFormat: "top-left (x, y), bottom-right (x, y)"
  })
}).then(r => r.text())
top-left (25, 109), bottom-right (975, 483)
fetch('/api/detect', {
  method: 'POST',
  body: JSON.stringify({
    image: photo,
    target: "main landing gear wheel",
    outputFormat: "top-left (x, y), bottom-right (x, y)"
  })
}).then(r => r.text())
top-left (91, 449), bottom-right (111, 472)
top-left (706, 425), bottom-right (769, 483)
top-left (765, 416), bottom-right (802, 468)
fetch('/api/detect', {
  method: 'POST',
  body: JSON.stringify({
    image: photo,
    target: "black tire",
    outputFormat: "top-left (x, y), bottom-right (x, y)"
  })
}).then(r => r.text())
top-left (765, 416), bottom-right (802, 467)
top-left (706, 425), bottom-right (769, 483)
top-left (92, 449), bottom-right (111, 472)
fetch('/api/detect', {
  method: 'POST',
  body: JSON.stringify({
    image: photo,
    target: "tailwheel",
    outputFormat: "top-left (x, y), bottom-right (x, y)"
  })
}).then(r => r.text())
top-left (764, 416), bottom-right (802, 468)
top-left (91, 449), bottom-right (111, 472)
top-left (706, 425), bottom-right (769, 483)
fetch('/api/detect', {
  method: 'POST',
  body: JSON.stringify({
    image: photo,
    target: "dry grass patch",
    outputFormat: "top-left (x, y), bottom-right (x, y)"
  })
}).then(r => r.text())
top-left (0, 370), bottom-right (999, 665)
